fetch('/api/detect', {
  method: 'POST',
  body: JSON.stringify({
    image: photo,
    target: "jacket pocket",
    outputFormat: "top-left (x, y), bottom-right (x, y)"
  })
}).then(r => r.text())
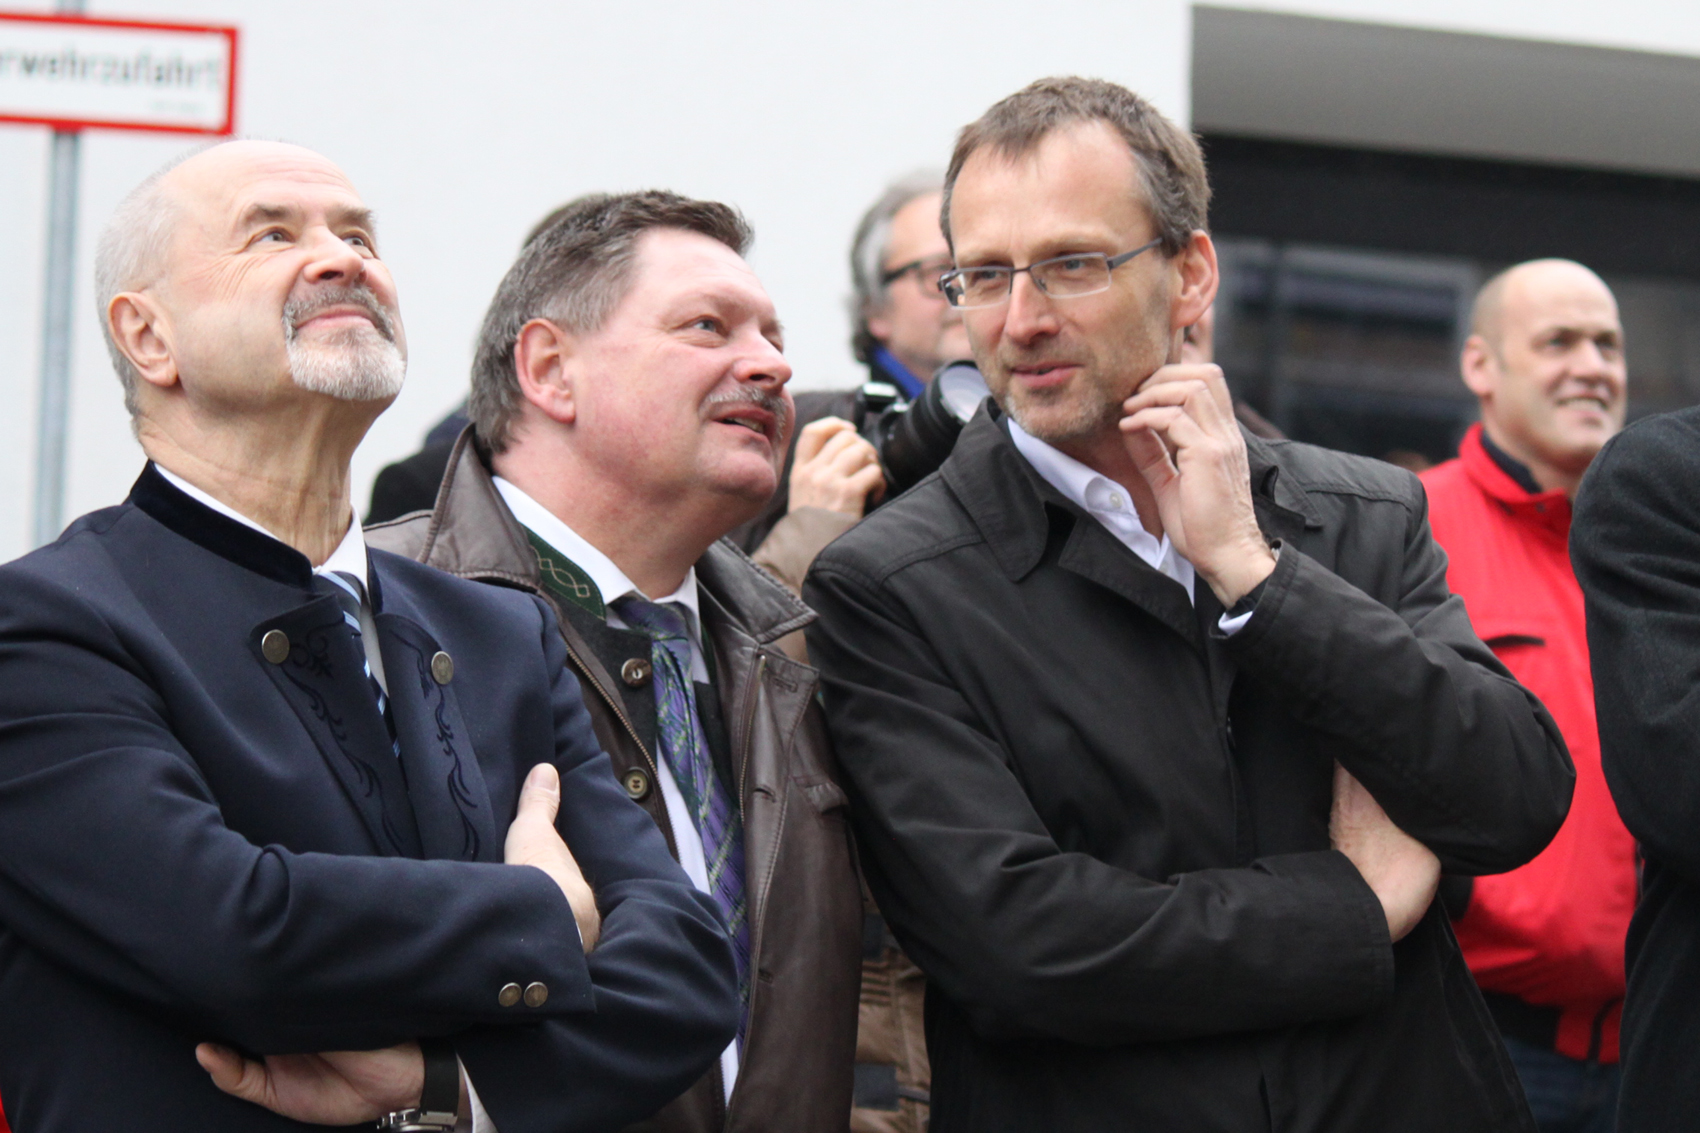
top-left (795, 774), bottom-right (849, 815)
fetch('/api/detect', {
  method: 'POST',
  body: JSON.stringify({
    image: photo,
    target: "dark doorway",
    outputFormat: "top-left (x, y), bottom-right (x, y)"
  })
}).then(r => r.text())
top-left (1203, 134), bottom-right (1700, 467)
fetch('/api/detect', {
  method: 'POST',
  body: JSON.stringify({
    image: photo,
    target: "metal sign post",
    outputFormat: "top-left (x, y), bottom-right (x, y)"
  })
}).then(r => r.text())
top-left (1, 8), bottom-right (237, 545)
top-left (34, 0), bottom-right (81, 547)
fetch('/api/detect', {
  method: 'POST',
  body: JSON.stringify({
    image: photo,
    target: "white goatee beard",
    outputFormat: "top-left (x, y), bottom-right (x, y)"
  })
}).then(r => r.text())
top-left (283, 284), bottom-right (407, 402)
top-left (287, 329), bottom-right (406, 402)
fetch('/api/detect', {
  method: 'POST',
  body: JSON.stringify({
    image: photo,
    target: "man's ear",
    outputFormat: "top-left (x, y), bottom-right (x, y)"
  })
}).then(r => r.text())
top-left (109, 292), bottom-right (178, 390)
top-left (1169, 230), bottom-right (1220, 332)
top-left (864, 306), bottom-right (893, 348)
top-left (513, 318), bottom-right (578, 425)
top-left (1460, 335), bottom-right (1500, 400)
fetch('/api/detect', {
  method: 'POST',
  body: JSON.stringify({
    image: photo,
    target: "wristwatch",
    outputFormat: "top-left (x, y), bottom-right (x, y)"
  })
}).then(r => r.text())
top-left (376, 1037), bottom-right (460, 1131)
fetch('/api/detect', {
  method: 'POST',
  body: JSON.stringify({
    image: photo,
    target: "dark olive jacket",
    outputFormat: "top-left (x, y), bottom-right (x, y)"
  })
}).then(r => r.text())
top-left (368, 432), bottom-right (862, 1133)
top-left (804, 406), bottom-right (1574, 1133)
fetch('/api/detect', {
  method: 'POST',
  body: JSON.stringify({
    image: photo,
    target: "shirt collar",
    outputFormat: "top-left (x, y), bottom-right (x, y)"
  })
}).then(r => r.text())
top-left (871, 344), bottom-right (927, 400)
top-left (491, 475), bottom-right (702, 637)
top-left (1477, 426), bottom-right (1546, 496)
top-left (1007, 418), bottom-right (1103, 506)
top-left (152, 462), bottom-right (367, 583)
top-left (1007, 419), bottom-right (1156, 536)
top-left (1006, 418), bottom-right (1193, 595)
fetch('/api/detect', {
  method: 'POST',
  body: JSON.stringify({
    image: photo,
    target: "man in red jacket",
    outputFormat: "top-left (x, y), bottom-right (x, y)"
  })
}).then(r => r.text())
top-left (1422, 259), bottom-right (1635, 1131)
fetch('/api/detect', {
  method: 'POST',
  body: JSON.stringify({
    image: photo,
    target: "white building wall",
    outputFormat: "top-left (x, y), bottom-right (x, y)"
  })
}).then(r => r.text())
top-left (1219, 0), bottom-right (1700, 56)
top-left (0, 0), bottom-right (1192, 561)
top-left (5, 1), bottom-right (1700, 562)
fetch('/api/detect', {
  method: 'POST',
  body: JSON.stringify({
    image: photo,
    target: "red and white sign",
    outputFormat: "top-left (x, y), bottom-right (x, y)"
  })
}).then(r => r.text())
top-left (0, 11), bottom-right (236, 135)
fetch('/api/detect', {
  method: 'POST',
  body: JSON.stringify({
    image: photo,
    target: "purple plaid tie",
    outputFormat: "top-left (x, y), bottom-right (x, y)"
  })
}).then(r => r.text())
top-left (613, 596), bottom-right (751, 1031)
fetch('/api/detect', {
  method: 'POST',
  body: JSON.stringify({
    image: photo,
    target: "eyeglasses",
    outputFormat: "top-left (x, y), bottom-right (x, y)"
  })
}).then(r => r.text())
top-left (938, 238), bottom-right (1163, 309)
top-left (880, 257), bottom-right (955, 297)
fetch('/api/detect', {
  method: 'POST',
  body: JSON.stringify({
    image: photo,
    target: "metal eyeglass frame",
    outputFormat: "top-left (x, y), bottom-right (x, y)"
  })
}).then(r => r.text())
top-left (938, 238), bottom-right (1163, 309)
top-left (880, 257), bottom-right (956, 294)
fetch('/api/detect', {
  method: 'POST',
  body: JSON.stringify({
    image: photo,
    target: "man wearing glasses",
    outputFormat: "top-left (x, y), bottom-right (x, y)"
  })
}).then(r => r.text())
top-left (851, 171), bottom-right (973, 402)
top-left (803, 77), bottom-right (1574, 1132)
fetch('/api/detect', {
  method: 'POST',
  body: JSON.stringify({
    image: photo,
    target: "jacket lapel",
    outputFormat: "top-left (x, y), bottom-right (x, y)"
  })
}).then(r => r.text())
top-left (944, 409), bottom-right (1204, 649)
top-left (374, 609), bottom-right (501, 864)
top-left (703, 597), bottom-right (818, 966)
top-left (1056, 514), bottom-right (1202, 651)
top-left (251, 598), bottom-right (423, 858)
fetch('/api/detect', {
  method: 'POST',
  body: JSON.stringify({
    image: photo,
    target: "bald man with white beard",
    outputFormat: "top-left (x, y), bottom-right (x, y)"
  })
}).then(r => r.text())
top-left (0, 141), bottom-right (738, 1133)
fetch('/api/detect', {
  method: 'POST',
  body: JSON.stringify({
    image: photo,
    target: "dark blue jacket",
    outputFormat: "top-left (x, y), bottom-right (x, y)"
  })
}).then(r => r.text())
top-left (0, 465), bottom-right (738, 1133)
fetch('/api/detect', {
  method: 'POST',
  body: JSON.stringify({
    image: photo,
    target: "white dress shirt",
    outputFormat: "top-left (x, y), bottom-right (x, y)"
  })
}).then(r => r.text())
top-left (153, 464), bottom-right (496, 1133)
top-left (494, 476), bottom-right (741, 1102)
top-left (1005, 423), bottom-right (1257, 634)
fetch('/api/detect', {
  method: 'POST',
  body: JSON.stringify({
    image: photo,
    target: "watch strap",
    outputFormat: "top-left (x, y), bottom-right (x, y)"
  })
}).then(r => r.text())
top-left (375, 1037), bottom-right (459, 1131)
top-left (419, 1037), bottom-right (460, 1117)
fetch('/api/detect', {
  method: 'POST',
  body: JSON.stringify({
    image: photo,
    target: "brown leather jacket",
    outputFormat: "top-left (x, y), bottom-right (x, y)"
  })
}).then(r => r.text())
top-left (367, 432), bottom-right (861, 1132)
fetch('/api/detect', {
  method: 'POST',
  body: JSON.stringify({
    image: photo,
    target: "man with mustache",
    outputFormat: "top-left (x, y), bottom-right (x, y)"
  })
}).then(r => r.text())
top-left (802, 77), bottom-right (1574, 1131)
top-left (1420, 261), bottom-right (1634, 1131)
top-left (369, 191), bottom-right (861, 1133)
top-left (0, 142), bottom-right (738, 1132)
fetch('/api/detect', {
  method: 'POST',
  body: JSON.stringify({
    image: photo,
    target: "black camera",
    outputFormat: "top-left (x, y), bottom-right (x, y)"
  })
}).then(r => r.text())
top-left (852, 361), bottom-right (990, 498)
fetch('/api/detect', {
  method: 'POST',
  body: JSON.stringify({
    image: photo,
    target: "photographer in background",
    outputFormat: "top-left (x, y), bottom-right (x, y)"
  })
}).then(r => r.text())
top-left (735, 173), bottom-right (971, 595)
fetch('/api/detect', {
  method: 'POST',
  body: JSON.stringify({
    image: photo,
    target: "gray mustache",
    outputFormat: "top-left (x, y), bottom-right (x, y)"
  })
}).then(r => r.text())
top-left (283, 283), bottom-right (398, 343)
top-left (705, 387), bottom-right (792, 444)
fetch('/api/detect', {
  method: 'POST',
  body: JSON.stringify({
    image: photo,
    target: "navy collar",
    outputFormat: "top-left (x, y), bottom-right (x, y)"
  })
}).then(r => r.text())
top-left (871, 345), bottom-right (927, 400)
top-left (128, 463), bottom-right (316, 589)
top-left (1478, 429), bottom-right (1544, 496)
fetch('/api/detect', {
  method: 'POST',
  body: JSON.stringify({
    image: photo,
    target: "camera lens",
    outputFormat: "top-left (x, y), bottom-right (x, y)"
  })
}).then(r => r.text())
top-left (878, 362), bottom-right (989, 497)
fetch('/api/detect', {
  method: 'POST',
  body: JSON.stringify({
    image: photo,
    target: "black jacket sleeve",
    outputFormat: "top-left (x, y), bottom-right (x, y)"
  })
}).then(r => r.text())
top-left (1573, 414), bottom-right (1700, 884)
top-left (1223, 488), bottom-right (1573, 876)
top-left (454, 600), bottom-right (739, 1132)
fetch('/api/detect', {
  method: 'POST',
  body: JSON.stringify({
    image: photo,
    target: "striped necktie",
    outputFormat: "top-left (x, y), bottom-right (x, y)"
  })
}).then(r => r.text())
top-left (314, 570), bottom-right (400, 756)
top-left (612, 595), bottom-right (751, 1031)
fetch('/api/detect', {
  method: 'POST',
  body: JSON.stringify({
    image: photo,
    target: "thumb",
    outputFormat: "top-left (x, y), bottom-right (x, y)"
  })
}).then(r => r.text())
top-left (197, 1043), bottom-right (266, 1102)
top-left (516, 762), bottom-right (562, 829)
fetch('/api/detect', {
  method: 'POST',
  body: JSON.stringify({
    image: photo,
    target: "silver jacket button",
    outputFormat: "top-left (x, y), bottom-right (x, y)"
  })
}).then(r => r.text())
top-left (261, 629), bottom-right (290, 664)
top-left (498, 982), bottom-right (522, 1007)
top-left (430, 651), bottom-right (454, 685)
top-left (524, 982), bottom-right (549, 1008)
top-left (621, 657), bottom-right (652, 687)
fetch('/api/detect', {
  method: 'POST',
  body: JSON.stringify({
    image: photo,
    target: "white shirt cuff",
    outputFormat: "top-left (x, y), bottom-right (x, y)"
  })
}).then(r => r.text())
top-left (1217, 607), bottom-right (1254, 636)
top-left (459, 1058), bottom-right (496, 1133)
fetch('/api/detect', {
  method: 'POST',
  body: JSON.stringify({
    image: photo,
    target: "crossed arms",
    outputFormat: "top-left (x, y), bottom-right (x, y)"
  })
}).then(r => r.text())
top-left (0, 568), bottom-right (737, 1131)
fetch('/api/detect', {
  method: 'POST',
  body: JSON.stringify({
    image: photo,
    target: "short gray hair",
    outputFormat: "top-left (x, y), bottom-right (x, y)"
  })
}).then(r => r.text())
top-left (848, 170), bottom-right (941, 364)
top-left (93, 143), bottom-right (218, 418)
top-left (468, 190), bottom-right (753, 453)
top-left (942, 77), bottom-right (1209, 258)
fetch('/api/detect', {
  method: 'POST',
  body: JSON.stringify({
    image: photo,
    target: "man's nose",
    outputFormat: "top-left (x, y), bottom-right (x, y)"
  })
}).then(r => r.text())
top-left (301, 227), bottom-right (367, 284)
top-left (1002, 272), bottom-right (1058, 344)
top-left (1572, 338), bottom-right (1615, 374)
top-left (734, 334), bottom-right (792, 388)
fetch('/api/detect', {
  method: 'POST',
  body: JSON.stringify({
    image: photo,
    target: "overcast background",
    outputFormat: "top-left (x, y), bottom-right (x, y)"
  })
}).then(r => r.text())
top-left (3, 0), bottom-right (1698, 561)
